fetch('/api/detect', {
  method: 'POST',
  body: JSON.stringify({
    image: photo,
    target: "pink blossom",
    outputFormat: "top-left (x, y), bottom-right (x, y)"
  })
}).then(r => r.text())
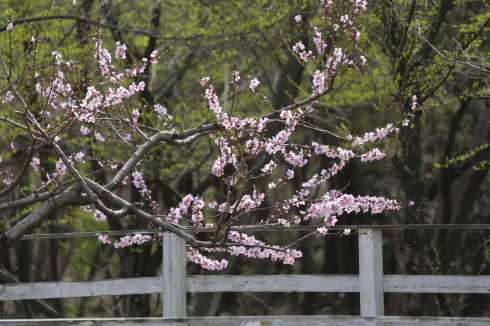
top-left (94, 39), bottom-right (112, 77)
top-left (402, 119), bottom-right (409, 126)
top-left (150, 50), bottom-right (159, 64)
top-left (261, 160), bottom-right (277, 174)
top-left (94, 132), bottom-right (105, 142)
top-left (294, 15), bottom-right (302, 22)
top-left (6, 22), bottom-right (13, 31)
top-left (333, 48), bottom-right (343, 62)
top-left (299, 50), bottom-right (313, 62)
top-left (278, 218), bottom-right (290, 226)
top-left (82, 205), bottom-right (93, 212)
top-left (232, 70), bottom-right (240, 83)
top-left (80, 126), bottom-right (91, 135)
top-left (208, 231), bottom-right (302, 265)
top-left (154, 104), bottom-right (167, 119)
top-left (2, 91), bottom-right (13, 103)
top-left (132, 171), bottom-right (145, 188)
top-left (2, 178), bottom-right (12, 186)
top-left (74, 152), bottom-right (85, 162)
top-left (94, 210), bottom-right (107, 221)
top-left (325, 215), bottom-right (338, 226)
top-left (56, 159), bottom-right (67, 176)
top-left (212, 156), bottom-right (226, 177)
top-left (313, 29), bottom-right (327, 56)
top-left (187, 248), bottom-right (228, 271)
top-left (351, 123), bottom-right (398, 145)
top-left (114, 235), bottom-right (134, 249)
top-left (292, 41), bottom-right (305, 53)
top-left (249, 78), bottom-right (260, 93)
top-left (98, 235), bottom-right (111, 244)
top-left (355, 0), bottom-right (367, 11)
top-left (285, 150), bottom-right (308, 167)
top-left (360, 148), bottom-right (385, 162)
top-left (312, 70), bottom-right (327, 94)
top-left (344, 228), bottom-right (351, 235)
top-left (411, 95), bottom-right (417, 110)
top-left (132, 109), bottom-right (140, 121)
top-left (132, 234), bottom-right (152, 245)
top-left (115, 41), bottom-right (127, 59)
top-left (201, 76), bottom-right (210, 86)
top-left (307, 191), bottom-right (401, 221)
top-left (30, 157), bottom-right (40, 171)
top-left (317, 227), bottom-right (328, 236)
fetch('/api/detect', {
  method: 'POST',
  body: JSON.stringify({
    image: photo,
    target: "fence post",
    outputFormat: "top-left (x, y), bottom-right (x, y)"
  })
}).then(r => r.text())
top-left (162, 232), bottom-right (186, 326)
top-left (358, 229), bottom-right (384, 326)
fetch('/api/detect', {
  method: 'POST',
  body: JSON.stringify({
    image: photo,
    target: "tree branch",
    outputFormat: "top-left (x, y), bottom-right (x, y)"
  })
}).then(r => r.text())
top-left (0, 184), bottom-right (89, 253)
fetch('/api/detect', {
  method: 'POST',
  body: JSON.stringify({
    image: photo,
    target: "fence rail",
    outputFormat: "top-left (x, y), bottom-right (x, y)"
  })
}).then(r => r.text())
top-left (2, 228), bottom-right (490, 325)
top-left (3, 274), bottom-right (489, 301)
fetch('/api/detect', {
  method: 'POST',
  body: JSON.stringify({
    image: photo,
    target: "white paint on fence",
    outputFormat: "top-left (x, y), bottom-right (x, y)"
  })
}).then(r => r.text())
top-left (2, 274), bottom-right (489, 301)
top-left (0, 277), bottom-right (161, 300)
top-left (384, 275), bottom-right (490, 293)
top-left (162, 232), bottom-right (186, 326)
top-left (186, 274), bottom-right (359, 292)
top-left (359, 229), bottom-right (384, 326)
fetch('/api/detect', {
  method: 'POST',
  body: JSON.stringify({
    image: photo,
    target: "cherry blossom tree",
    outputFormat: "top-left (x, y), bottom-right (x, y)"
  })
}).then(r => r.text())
top-left (0, 0), bottom-right (408, 271)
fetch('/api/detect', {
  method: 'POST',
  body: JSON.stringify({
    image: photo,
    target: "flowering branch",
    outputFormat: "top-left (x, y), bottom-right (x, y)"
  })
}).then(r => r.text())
top-left (0, 1), bottom-right (409, 271)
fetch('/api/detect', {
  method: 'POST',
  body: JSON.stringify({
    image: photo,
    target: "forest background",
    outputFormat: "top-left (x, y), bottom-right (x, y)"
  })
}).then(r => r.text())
top-left (0, 0), bottom-right (490, 319)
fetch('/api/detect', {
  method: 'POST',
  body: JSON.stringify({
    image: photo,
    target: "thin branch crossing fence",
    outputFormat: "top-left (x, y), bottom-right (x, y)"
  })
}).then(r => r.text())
top-left (1, 225), bottom-right (490, 325)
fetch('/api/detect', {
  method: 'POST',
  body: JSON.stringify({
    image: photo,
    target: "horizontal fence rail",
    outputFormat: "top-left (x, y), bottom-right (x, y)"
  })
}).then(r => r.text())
top-left (2, 228), bottom-right (490, 326)
top-left (2, 275), bottom-right (490, 301)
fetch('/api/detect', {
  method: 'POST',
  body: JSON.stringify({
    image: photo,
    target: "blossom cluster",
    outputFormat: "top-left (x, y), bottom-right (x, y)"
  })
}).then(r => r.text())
top-left (32, 38), bottom-right (161, 146)
top-left (192, 231), bottom-right (303, 270)
top-left (187, 248), bottom-right (228, 271)
top-left (112, 234), bottom-right (153, 249)
top-left (348, 123), bottom-right (399, 146)
top-left (164, 194), bottom-right (205, 225)
top-left (307, 191), bottom-right (401, 221)
top-left (154, 103), bottom-right (174, 126)
top-left (132, 171), bottom-right (159, 211)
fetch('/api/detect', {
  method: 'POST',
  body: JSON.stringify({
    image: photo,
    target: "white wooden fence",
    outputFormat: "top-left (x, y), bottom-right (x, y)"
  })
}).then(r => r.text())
top-left (1, 228), bottom-right (490, 325)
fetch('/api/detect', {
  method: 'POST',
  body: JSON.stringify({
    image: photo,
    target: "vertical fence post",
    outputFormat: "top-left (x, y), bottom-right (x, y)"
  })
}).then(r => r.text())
top-left (359, 229), bottom-right (384, 326)
top-left (162, 232), bottom-right (186, 326)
